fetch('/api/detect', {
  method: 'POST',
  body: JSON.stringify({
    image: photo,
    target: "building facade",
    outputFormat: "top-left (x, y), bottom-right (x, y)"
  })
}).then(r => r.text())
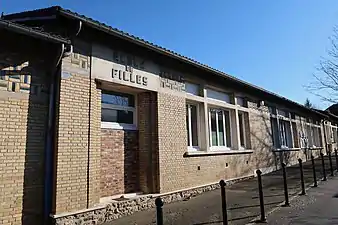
top-left (1, 6), bottom-right (338, 225)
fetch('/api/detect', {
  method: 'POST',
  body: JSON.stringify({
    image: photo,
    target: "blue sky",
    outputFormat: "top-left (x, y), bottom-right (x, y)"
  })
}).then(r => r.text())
top-left (2, 1), bottom-right (338, 109)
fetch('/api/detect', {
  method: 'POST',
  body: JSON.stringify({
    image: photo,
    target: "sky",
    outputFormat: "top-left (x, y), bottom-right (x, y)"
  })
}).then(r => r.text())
top-left (1, 0), bottom-right (338, 109)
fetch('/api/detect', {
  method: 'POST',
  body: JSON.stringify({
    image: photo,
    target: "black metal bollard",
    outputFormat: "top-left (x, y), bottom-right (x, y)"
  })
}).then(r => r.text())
top-left (256, 170), bottom-right (266, 222)
top-left (311, 155), bottom-right (318, 187)
top-left (321, 152), bottom-right (327, 181)
top-left (335, 149), bottom-right (338, 171)
top-left (219, 180), bottom-right (228, 225)
top-left (298, 159), bottom-right (306, 195)
top-left (155, 197), bottom-right (164, 225)
top-left (329, 151), bottom-right (334, 176)
top-left (281, 163), bottom-right (290, 206)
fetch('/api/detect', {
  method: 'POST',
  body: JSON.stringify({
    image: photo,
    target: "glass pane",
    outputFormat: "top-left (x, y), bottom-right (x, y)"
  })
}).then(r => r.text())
top-left (292, 122), bottom-right (299, 148)
top-left (101, 108), bottom-right (133, 124)
top-left (185, 82), bottom-right (200, 96)
top-left (210, 110), bottom-right (218, 146)
top-left (225, 111), bottom-right (231, 147)
top-left (306, 125), bottom-right (313, 147)
top-left (102, 108), bottom-right (117, 122)
top-left (117, 110), bottom-right (134, 124)
top-left (190, 105), bottom-right (198, 146)
top-left (279, 121), bottom-right (288, 147)
top-left (271, 118), bottom-right (279, 148)
top-left (218, 111), bottom-right (225, 146)
top-left (207, 89), bottom-right (231, 103)
top-left (239, 114), bottom-right (245, 147)
top-left (101, 91), bottom-right (134, 107)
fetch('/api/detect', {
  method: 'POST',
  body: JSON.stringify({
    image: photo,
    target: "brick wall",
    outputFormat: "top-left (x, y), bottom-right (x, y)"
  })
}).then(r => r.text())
top-left (156, 93), bottom-right (313, 193)
top-left (53, 52), bottom-right (101, 214)
top-left (0, 67), bottom-right (49, 225)
top-left (100, 129), bottom-right (139, 197)
top-left (138, 92), bottom-right (159, 193)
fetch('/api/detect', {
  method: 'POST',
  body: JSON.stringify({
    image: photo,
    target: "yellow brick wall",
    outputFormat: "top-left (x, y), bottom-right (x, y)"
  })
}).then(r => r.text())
top-left (156, 93), bottom-right (311, 193)
top-left (53, 54), bottom-right (101, 214)
top-left (157, 92), bottom-right (256, 193)
top-left (0, 99), bottom-right (28, 225)
top-left (0, 70), bottom-right (49, 225)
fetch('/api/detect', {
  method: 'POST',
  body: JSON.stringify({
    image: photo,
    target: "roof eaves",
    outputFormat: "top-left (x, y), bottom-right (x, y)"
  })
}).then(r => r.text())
top-left (0, 18), bottom-right (70, 44)
top-left (3, 6), bottom-right (326, 118)
top-left (57, 8), bottom-right (325, 116)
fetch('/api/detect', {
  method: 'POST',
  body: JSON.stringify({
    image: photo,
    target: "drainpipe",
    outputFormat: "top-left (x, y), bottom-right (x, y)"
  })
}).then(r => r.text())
top-left (44, 20), bottom-right (81, 222)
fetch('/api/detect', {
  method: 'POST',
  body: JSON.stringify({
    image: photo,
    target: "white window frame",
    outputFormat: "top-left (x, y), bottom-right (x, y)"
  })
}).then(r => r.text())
top-left (208, 108), bottom-right (231, 151)
top-left (101, 92), bottom-right (137, 130)
top-left (186, 103), bottom-right (200, 151)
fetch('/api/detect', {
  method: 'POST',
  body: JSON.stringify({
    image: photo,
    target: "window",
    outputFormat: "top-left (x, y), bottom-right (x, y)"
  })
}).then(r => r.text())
top-left (238, 112), bottom-right (246, 148)
top-left (101, 90), bottom-right (136, 130)
top-left (279, 120), bottom-right (292, 148)
top-left (236, 97), bottom-right (247, 107)
top-left (185, 82), bottom-right (200, 96)
top-left (186, 104), bottom-right (199, 149)
top-left (209, 108), bottom-right (231, 149)
top-left (271, 115), bottom-right (293, 149)
top-left (292, 122), bottom-right (299, 148)
top-left (313, 127), bottom-right (322, 147)
top-left (332, 127), bottom-right (338, 143)
top-left (206, 89), bottom-right (231, 104)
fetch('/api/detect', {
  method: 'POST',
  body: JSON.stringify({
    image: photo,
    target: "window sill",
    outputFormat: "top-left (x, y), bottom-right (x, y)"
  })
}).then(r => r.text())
top-left (184, 149), bottom-right (253, 157)
top-left (101, 122), bottom-right (137, 130)
top-left (272, 148), bottom-right (301, 152)
top-left (307, 147), bottom-right (324, 150)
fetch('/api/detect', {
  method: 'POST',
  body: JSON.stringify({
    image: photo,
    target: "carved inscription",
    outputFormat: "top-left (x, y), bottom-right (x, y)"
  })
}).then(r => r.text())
top-left (159, 70), bottom-right (185, 92)
top-left (112, 66), bottom-right (148, 86)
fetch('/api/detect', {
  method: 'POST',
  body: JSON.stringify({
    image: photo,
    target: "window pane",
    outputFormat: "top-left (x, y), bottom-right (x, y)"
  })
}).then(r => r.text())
top-left (236, 97), bottom-right (246, 107)
top-left (210, 110), bottom-right (218, 146)
top-left (186, 104), bottom-right (199, 147)
top-left (271, 118), bottom-right (279, 148)
top-left (306, 125), bottom-right (313, 147)
top-left (224, 111), bottom-right (231, 147)
top-left (190, 105), bottom-right (198, 146)
top-left (239, 113), bottom-right (245, 147)
top-left (185, 82), bottom-right (200, 96)
top-left (279, 120), bottom-right (292, 148)
top-left (218, 111), bottom-right (225, 146)
top-left (101, 108), bottom-right (133, 124)
top-left (101, 91), bottom-right (134, 107)
top-left (207, 89), bottom-right (231, 103)
top-left (292, 122), bottom-right (299, 148)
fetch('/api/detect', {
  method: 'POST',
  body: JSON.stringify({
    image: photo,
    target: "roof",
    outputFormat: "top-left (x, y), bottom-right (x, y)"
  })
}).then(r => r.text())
top-left (0, 18), bottom-right (70, 44)
top-left (2, 6), bottom-right (327, 118)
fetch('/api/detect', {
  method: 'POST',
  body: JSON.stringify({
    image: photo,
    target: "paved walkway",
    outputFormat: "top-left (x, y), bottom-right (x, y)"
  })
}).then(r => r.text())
top-left (104, 155), bottom-right (336, 225)
top-left (265, 175), bottom-right (338, 225)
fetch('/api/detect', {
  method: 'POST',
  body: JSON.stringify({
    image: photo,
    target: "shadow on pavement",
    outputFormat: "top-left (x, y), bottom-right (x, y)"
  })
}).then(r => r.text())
top-left (228, 201), bottom-right (283, 210)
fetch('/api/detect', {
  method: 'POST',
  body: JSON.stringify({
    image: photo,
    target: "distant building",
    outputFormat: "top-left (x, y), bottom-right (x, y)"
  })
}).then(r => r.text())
top-left (1, 6), bottom-right (338, 225)
top-left (327, 103), bottom-right (338, 116)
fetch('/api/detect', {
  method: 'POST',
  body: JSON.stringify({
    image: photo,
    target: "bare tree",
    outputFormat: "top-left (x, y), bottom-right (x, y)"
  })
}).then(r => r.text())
top-left (306, 26), bottom-right (338, 104)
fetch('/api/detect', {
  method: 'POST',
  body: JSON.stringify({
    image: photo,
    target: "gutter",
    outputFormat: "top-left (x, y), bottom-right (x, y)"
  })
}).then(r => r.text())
top-left (0, 19), bottom-right (70, 44)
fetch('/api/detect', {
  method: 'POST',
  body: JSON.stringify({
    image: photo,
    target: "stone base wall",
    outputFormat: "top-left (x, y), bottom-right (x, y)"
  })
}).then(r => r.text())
top-left (100, 129), bottom-right (139, 197)
top-left (52, 175), bottom-right (252, 225)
